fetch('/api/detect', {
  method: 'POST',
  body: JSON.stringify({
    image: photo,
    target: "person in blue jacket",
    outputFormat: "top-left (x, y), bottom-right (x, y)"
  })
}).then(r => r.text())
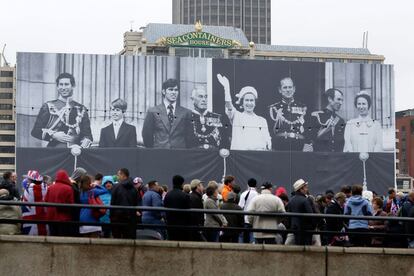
top-left (79, 175), bottom-right (107, 237)
top-left (344, 185), bottom-right (373, 247)
top-left (98, 175), bottom-right (114, 237)
top-left (142, 180), bottom-right (165, 239)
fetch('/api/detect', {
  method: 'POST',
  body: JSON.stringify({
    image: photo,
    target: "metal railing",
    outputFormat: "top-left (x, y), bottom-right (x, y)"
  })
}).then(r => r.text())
top-left (1, 200), bottom-right (414, 244)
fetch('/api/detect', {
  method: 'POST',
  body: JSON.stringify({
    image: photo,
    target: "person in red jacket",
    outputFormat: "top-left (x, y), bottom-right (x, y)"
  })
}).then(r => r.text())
top-left (45, 170), bottom-right (75, 236)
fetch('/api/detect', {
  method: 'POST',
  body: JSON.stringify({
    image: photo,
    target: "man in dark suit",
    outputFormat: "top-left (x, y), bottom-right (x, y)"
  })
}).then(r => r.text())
top-left (163, 175), bottom-right (192, 241)
top-left (99, 98), bottom-right (137, 147)
top-left (142, 79), bottom-right (193, 149)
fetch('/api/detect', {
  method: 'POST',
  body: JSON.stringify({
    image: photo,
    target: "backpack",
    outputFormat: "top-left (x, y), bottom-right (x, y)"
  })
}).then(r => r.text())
top-left (88, 191), bottom-right (106, 220)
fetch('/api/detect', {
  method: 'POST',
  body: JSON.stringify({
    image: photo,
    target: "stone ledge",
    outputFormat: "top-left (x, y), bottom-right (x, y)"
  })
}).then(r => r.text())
top-left (45, 236), bottom-right (91, 245)
top-left (343, 247), bottom-right (384, 254)
top-left (221, 242), bottom-right (264, 251)
top-left (1, 235), bottom-right (414, 257)
top-left (0, 235), bottom-right (46, 243)
top-left (383, 248), bottom-right (414, 255)
top-left (178, 241), bottom-right (221, 249)
top-left (264, 244), bottom-right (303, 252)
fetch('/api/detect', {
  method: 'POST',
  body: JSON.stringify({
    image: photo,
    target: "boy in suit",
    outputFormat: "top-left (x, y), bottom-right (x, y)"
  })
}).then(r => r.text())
top-left (99, 98), bottom-right (137, 148)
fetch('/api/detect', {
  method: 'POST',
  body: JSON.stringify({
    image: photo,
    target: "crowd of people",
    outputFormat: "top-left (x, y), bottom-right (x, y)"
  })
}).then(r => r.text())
top-left (0, 169), bottom-right (413, 248)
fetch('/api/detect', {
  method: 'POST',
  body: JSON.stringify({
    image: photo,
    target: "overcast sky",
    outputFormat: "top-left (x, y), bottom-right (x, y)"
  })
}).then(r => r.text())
top-left (1, 0), bottom-right (412, 111)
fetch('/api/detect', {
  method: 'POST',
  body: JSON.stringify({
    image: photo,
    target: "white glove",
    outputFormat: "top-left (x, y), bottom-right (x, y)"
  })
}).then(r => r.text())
top-left (217, 74), bottom-right (232, 102)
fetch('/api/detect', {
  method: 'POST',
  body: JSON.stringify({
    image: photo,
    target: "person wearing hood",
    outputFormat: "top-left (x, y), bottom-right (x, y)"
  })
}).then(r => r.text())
top-left (110, 168), bottom-right (139, 239)
top-left (21, 170), bottom-right (48, 236)
top-left (45, 170), bottom-right (75, 236)
top-left (98, 175), bottom-right (114, 237)
top-left (344, 185), bottom-right (373, 247)
top-left (0, 189), bottom-right (22, 235)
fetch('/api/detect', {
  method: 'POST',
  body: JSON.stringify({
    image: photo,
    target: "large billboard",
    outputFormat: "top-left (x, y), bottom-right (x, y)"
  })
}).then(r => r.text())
top-left (16, 52), bottom-right (395, 194)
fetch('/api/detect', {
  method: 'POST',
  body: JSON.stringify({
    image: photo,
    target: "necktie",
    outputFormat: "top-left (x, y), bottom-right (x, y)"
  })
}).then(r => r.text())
top-left (167, 104), bottom-right (174, 125)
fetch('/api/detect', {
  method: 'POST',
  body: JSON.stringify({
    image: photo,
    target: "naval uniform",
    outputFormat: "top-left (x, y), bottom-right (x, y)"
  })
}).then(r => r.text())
top-left (268, 99), bottom-right (307, 151)
top-left (308, 109), bottom-right (345, 152)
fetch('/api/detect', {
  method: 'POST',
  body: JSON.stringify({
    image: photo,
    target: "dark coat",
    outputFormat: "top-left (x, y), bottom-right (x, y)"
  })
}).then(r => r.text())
top-left (99, 121), bottom-right (137, 148)
top-left (401, 199), bottom-right (414, 234)
top-left (164, 188), bottom-right (192, 241)
top-left (0, 179), bottom-right (20, 199)
top-left (142, 104), bottom-right (193, 149)
top-left (287, 192), bottom-right (315, 230)
top-left (221, 201), bottom-right (244, 238)
top-left (190, 191), bottom-right (204, 226)
top-left (325, 200), bottom-right (345, 233)
top-left (110, 178), bottom-right (139, 222)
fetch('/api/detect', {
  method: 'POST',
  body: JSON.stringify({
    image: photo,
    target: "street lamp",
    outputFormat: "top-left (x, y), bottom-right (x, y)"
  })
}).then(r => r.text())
top-left (219, 148), bottom-right (230, 183)
top-left (359, 152), bottom-right (370, 191)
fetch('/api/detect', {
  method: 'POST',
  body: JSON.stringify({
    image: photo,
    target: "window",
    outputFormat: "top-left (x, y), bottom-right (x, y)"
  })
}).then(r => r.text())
top-left (0, 82), bottom-right (13, 88)
top-left (0, 71), bottom-right (13, 77)
top-left (0, 146), bottom-right (15, 153)
top-left (0, 123), bottom-right (15, 130)
top-left (0, 115), bottom-right (12, 120)
top-left (0, 104), bottom-right (13, 110)
top-left (0, 135), bottom-right (14, 142)
top-left (0, 157), bottom-right (15, 164)
top-left (411, 120), bottom-right (414, 134)
top-left (0, 93), bottom-right (13, 99)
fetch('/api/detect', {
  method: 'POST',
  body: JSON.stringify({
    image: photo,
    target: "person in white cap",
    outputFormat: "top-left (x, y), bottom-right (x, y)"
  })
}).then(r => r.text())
top-left (286, 179), bottom-right (316, 245)
top-left (217, 74), bottom-right (271, 151)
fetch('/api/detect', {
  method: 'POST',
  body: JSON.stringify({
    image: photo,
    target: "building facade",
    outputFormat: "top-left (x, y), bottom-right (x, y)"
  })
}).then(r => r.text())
top-left (0, 65), bottom-right (15, 173)
top-left (396, 109), bottom-right (414, 179)
top-left (172, 0), bottom-right (271, 44)
top-left (121, 23), bottom-right (385, 64)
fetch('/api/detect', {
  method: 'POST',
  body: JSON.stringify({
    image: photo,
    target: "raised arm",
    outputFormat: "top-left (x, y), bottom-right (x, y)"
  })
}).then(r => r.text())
top-left (217, 74), bottom-right (235, 122)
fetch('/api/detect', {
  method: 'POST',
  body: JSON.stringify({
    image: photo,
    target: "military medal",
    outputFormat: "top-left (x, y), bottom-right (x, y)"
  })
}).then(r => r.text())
top-left (200, 116), bottom-right (206, 132)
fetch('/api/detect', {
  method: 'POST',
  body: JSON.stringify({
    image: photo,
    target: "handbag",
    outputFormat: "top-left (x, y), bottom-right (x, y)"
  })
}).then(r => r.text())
top-left (88, 191), bottom-right (107, 220)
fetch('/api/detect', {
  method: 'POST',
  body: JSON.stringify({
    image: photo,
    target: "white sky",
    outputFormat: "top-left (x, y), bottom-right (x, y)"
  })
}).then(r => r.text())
top-left (1, 0), bottom-right (412, 111)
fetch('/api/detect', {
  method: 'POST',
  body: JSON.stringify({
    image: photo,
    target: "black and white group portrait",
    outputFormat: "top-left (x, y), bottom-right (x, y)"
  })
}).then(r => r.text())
top-left (18, 53), bottom-right (394, 154)
top-left (15, 52), bottom-right (395, 194)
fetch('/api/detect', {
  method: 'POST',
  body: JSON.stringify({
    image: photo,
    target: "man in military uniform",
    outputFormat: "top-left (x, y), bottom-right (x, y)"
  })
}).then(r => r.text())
top-left (190, 86), bottom-right (229, 149)
top-left (304, 88), bottom-right (345, 152)
top-left (268, 77), bottom-right (307, 151)
top-left (31, 73), bottom-right (93, 148)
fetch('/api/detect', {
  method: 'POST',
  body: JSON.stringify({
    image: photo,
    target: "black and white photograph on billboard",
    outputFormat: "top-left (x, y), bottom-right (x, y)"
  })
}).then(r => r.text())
top-left (211, 59), bottom-right (395, 153)
top-left (15, 52), bottom-right (395, 194)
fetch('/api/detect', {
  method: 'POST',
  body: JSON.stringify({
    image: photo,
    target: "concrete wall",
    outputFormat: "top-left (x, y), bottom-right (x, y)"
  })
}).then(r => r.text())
top-left (1, 235), bottom-right (413, 276)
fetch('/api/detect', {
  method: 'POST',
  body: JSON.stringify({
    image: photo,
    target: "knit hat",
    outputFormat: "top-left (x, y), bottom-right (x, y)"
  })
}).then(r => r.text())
top-left (71, 167), bottom-right (87, 182)
top-left (293, 179), bottom-right (308, 192)
top-left (275, 186), bottom-right (287, 197)
top-left (55, 170), bottom-right (71, 185)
